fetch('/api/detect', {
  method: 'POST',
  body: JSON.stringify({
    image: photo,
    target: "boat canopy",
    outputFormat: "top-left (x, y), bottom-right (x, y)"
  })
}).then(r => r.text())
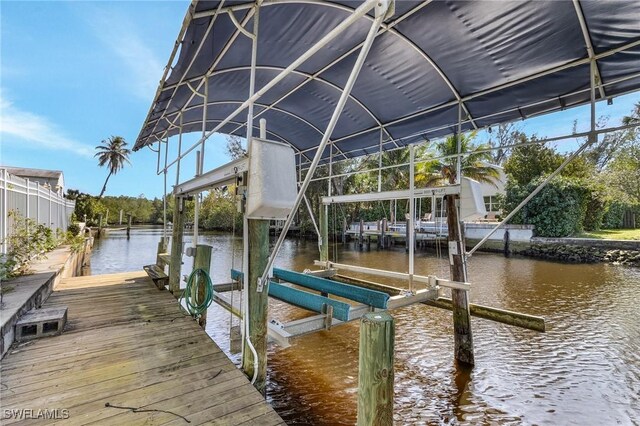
top-left (134, 0), bottom-right (640, 161)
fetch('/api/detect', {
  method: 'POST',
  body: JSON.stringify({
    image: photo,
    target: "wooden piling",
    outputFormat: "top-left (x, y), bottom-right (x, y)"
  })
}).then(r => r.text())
top-left (97, 214), bottom-right (103, 238)
top-left (445, 194), bottom-right (474, 366)
top-left (169, 196), bottom-right (185, 296)
top-left (342, 218), bottom-right (347, 244)
top-left (193, 244), bottom-right (212, 328)
top-left (359, 219), bottom-right (364, 251)
top-left (405, 216), bottom-right (410, 253)
top-left (357, 312), bottom-right (394, 426)
top-left (126, 214), bottom-right (132, 239)
top-left (242, 219), bottom-right (270, 395)
top-left (381, 218), bottom-right (387, 249)
top-left (156, 236), bottom-right (168, 269)
top-left (503, 229), bottom-right (511, 257)
top-left (320, 205), bottom-right (329, 263)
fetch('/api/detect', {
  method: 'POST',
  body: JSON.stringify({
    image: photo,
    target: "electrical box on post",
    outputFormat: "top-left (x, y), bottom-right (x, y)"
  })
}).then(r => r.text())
top-left (460, 177), bottom-right (487, 221)
top-left (246, 138), bottom-right (297, 220)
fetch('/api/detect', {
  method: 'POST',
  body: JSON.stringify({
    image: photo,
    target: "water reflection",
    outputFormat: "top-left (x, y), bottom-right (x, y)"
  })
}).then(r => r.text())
top-left (90, 227), bottom-right (640, 425)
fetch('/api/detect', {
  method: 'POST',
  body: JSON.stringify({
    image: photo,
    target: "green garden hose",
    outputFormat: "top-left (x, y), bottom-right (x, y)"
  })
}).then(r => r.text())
top-left (180, 268), bottom-right (214, 318)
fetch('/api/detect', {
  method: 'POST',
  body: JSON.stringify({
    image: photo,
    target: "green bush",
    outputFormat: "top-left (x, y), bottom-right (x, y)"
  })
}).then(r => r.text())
top-left (0, 211), bottom-right (61, 278)
top-left (582, 183), bottom-right (608, 232)
top-left (67, 223), bottom-right (81, 236)
top-left (504, 177), bottom-right (589, 237)
top-left (602, 200), bottom-right (627, 229)
top-left (64, 231), bottom-right (86, 253)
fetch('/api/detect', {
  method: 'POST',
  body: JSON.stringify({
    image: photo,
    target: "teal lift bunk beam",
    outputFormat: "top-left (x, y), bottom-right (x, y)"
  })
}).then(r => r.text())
top-left (229, 269), bottom-right (437, 345)
top-left (231, 269), bottom-right (351, 321)
top-left (273, 268), bottom-right (390, 309)
top-left (269, 281), bottom-right (350, 322)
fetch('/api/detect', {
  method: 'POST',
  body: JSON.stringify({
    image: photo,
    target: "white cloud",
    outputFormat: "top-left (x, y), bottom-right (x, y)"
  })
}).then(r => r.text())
top-left (85, 7), bottom-right (163, 101)
top-left (0, 92), bottom-right (94, 157)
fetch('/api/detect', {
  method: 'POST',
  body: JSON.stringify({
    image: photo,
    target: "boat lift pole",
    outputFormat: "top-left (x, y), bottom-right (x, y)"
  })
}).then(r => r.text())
top-left (256, 0), bottom-right (391, 293)
top-left (408, 144), bottom-right (415, 292)
top-left (242, 2), bottom-right (268, 395)
top-left (163, 136), bottom-right (168, 241)
top-left (447, 102), bottom-right (474, 366)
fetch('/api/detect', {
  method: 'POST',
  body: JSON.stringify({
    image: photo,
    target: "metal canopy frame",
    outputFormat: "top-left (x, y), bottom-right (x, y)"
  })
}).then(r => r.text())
top-left (136, 1), bottom-right (640, 170)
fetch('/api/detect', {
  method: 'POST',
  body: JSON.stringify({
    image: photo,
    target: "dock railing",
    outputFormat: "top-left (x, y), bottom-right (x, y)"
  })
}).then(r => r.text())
top-left (0, 168), bottom-right (76, 254)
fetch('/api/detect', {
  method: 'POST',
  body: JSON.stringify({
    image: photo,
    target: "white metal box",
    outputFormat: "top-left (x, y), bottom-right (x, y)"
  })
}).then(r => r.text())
top-left (246, 138), bottom-right (297, 220)
top-left (460, 177), bottom-right (487, 221)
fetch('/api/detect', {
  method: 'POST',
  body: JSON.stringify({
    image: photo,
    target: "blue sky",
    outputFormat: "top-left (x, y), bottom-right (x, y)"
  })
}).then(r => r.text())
top-left (1, 1), bottom-right (639, 198)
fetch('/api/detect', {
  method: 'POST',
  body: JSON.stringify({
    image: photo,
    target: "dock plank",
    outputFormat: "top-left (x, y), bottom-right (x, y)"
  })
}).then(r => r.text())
top-left (0, 272), bottom-right (283, 425)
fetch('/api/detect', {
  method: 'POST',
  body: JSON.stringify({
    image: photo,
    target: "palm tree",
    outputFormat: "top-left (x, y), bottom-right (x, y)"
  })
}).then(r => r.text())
top-left (416, 132), bottom-right (500, 187)
top-left (95, 136), bottom-right (131, 198)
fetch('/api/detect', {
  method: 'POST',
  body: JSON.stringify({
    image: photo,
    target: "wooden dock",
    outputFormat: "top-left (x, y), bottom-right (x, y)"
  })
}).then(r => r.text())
top-left (0, 271), bottom-right (284, 425)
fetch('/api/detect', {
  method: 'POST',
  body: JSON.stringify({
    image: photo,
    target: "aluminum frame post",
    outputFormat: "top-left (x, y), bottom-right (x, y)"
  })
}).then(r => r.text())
top-left (193, 151), bottom-right (200, 248)
top-left (378, 130), bottom-right (383, 192)
top-left (1, 170), bottom-right (7, 254)
top-left (257, 2), bottom-right (391, 292)
top-left (201, 75), bottom-right (209, 172)
top-left (408, 144), bottom-right (415, 292)
top-left (163, 137), bottom-right (169, 240)
top-left (176, 113), bottom-right (183, 187)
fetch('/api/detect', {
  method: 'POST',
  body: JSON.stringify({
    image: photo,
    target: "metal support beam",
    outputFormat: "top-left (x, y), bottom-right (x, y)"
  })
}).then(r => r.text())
top-left (572, 0), bottom-right (606, 99)
top-left (313, 260), bottom-right (470, 291)
top-left (322, 185), bottom-right (460, 205)
top-left (175, 158), bottom-right (248, 196)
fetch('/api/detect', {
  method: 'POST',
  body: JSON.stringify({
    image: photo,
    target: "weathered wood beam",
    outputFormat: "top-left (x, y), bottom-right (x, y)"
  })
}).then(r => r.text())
top-left (169, 196), bottom-right (185, 296)
top-left (425, 298), bottom-right (546, 332)
top-left (242, 219), bottom-right (269, 395)
top-left (446, 194), bottom-right (474, 365)
top-left (320, 204), bottom-right (329, 263)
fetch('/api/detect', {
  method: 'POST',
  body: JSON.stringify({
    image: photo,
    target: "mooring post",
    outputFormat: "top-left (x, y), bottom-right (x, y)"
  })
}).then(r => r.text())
top-left (445, 194), bottom-right (475, 365)
top-left (169, 196), bottom-right (186, 296)
top-left (405, 215), bottom-right (410, 253)
top-left (243, 219), bottom-right (270, 395)
top-left (97, 213), bottom-right (103, 238)
top-left (119, 209), bottom-right (123, 225)
top-left (157, 236), bottom-right (168, 269)
top-left (126, 214), bottom-right (132, 239)
top-left (342, 218), bottom-right (347, 244)
top-left (193, 244), bottom-right (212, 328)
top-left (359, 219), bottom-right (364, 251)
top-left (381, 218), bottom-right (387, 249)
top-left (320, 204), bottom-right (329, 263)
top-left (357, 312), bottom-right (394, 426)
top-left (503, 229), bottom-right (511, 257)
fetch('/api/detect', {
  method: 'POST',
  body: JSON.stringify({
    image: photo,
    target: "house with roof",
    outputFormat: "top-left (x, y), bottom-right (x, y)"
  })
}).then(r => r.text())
top-left (3, 167), bottom-right (65, 196)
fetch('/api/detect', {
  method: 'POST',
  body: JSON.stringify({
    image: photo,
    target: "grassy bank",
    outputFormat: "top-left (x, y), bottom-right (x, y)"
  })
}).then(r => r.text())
top-left (574, 229), bottom-right (640, 240)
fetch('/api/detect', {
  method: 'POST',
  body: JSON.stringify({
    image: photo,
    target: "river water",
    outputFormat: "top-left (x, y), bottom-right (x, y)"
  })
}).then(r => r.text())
top-left (89, 227), bottom-right (640, 425)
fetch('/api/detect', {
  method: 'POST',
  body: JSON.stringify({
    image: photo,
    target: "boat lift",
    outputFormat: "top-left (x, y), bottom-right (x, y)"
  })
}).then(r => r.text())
top-left (133, 0), bottom-right (640, 399)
